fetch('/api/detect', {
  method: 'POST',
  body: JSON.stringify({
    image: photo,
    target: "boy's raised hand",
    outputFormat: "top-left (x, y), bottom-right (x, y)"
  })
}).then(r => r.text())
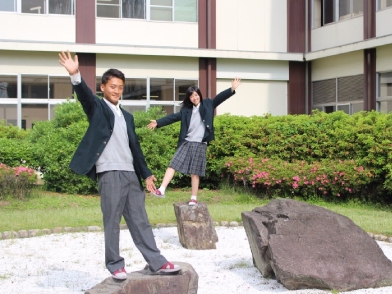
top-left (58, 50), bottom-right (79, 75)
top-left (231, 77), bottom-right (241, 92)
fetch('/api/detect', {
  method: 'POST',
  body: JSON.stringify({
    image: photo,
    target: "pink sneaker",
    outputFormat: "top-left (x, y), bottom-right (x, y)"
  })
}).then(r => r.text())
top-left (188, 199), bottom-right (198, 206)
top-left (151, 189), bottom-right (165, 198)
top-left (157, 262), bottom-right (181, 273)
top-left (112, 267), bottom-right (127, 280)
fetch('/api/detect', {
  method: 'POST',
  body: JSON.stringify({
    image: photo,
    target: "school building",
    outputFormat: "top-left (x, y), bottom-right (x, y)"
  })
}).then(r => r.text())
top-left (0, 0), bottom-right (391, 129)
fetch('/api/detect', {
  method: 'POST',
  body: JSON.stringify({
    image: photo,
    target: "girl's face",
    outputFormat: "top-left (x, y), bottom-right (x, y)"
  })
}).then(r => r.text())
top-left (189, 91), bottom-right (200, 106)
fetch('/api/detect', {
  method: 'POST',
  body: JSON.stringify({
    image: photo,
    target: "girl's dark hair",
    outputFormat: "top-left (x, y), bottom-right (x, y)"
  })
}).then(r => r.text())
top-left (101, 69), bottom-right (125, 85)
top-left (181, 86), bottom-right (203, 108)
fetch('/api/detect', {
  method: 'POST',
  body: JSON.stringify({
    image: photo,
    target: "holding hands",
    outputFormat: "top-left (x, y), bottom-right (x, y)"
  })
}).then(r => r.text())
top-left (58, 50), bottom-right (79, 75)
top-left (231, 77), bottom-right (241, 92)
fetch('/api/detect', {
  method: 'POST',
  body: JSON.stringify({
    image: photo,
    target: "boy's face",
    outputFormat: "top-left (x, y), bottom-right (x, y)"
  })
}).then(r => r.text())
top-left (100, 77), bottom-right (124, 105)
top-left (190, 91), bottom-right (200, 106)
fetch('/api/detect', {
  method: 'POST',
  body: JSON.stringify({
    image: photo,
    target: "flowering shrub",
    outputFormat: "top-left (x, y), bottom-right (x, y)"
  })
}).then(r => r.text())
top-left (224, 157), bottom-right (375, 200)
top-left (0, 163), bottom-right (36, 200)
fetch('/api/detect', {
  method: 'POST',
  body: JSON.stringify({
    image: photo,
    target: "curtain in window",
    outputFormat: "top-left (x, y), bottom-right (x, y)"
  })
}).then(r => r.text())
top-left (122, 0), bottom-right (145, 19)
top-left (0, 82), bottom-right (9, 98)
top-left (49, 0), bottom-right (72, 15)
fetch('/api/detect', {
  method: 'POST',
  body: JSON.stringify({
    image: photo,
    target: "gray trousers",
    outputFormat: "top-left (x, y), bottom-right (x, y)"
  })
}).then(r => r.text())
top-left (98, 171), bottom-right (167, 273)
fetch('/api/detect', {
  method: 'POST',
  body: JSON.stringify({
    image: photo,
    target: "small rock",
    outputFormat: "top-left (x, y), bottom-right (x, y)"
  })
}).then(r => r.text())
top-left (120, 224), bottom-right (128, 230)
top-left (18, 230), bottom-right (29, 238)
top-left (229, 221), bottom-right (239, 227)
top-left (2, 231), bottom-right (18, 239)
top-left (220, 221), bottom-right (229, 227)
top-left (63, 227), bottom-right (74, 232)
top-left (28, 229), bottom-right (41, 237)
top-left (374, 234), bottom-right (388, 242)
top-left (88, 226), bottom-right (102, 232)
top-left (52, 227), bottom-right (63, 234)
top-left (42, 228), bottom-right (52, 235)
top-left (213, 222), bottom-right (220, 226)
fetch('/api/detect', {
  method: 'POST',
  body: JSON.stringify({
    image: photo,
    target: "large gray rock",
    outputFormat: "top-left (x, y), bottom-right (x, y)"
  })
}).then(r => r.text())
top-left (173, 202), bottom-right (218, 249)
top-left (85, 262), bottom-right (198, 294)
top-left (242, 199), bottom-right (392, 291)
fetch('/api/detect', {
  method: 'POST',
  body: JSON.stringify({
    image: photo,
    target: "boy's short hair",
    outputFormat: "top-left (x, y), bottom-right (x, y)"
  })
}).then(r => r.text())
top-left (102, 69), bottom-right (125, 85)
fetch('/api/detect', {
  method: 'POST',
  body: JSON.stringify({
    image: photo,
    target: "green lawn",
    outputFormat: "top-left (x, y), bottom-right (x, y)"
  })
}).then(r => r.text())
top-left (0, 187), bottom-right (391, 236)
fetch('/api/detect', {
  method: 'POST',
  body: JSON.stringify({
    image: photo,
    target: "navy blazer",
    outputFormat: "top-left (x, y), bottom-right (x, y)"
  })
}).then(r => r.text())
top-left (156, 88), bottom-right (235, 148)
top-left (69, 78), bottom-right (152, 186)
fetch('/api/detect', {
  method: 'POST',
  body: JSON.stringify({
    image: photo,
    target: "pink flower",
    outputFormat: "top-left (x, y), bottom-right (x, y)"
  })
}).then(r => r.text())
top-left (292, 182), bottom-right (298, 189)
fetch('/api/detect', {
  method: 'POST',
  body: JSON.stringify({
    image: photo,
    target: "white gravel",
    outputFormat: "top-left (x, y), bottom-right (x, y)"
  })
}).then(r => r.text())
top-left (1, 226), bottom-right (392, 294)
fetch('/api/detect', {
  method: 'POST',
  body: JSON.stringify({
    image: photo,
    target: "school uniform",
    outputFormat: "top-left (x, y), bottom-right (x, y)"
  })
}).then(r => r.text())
top-left (155, 88), bottom-right (235, 176)
top-left (69, 76), bottom-right (167, 273)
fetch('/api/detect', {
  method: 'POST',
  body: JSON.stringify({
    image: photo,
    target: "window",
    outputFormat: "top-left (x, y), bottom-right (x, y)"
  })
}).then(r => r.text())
top-left (95, 77), bottom-right (197, 114)
top-left (314, 0), bottom-right (363, 28)
top-left (123, 0), bottom-right (145, 19)
top-left (97, 0), bottom-right (121, 18)
top-left (0, 105), bottom-right (18, 127)
top-left (377, 72), bottom-right (392, 113)
top-left (174, 0), bottom-right (197, 22)
top-left (339, 0), bottom-right (363, 20)
top-left (96, 0), bottom-right (196, 22)
top-left (22, 75), bottom-right (48, 99)
top-left (0, 0), bottom-right (16, 12)
top-left (312, 74), bottom-right (364, 114)
top-left (21, 0), bottom-right (74, 15)
top-left (378, 0), bottom-right (392, 10)
top-left (49, 76), bottom-right (73, 99)
top-left (323, 0), bottom-right (336, 25)
top-left (0, 76), bottom-right (17, 98)
top-left (97, 0), bottom-right (146, 18)
top-left (150, 0), bottom-right (172, 21)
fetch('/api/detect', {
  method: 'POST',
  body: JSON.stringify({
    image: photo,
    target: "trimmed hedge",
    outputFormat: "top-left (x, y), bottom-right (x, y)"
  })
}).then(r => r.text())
top-left (1, 102), bottom-right (392, 202)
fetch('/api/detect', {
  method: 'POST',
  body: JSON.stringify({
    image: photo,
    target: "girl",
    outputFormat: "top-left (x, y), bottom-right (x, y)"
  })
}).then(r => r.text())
top-left (147, 78), bottom-right (241, 205)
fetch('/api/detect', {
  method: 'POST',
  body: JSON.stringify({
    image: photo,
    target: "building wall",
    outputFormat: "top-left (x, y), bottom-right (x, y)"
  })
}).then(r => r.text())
top-left (216, 79), bottom-right (287, 116)
top-left (216, 0), bottom-right (287, 52)
top-left (377, 44), bottom-right (392, 72)
top-left (96, 19), bottom-right (198, 48)
top-left (0, 13), bottom-right (75, 43)
top-left (311, 51), bottom-right (363, 81)
top-left (96, 55), bottom-right (198, 79)
top-left (311, 17), bottom-right (363, 52)
top-left (376, 7), bottom-right (392, 37)
top-left (0, 51), bottom-right (70, 75)
top-left (215, 58), bottom-right (289, 116)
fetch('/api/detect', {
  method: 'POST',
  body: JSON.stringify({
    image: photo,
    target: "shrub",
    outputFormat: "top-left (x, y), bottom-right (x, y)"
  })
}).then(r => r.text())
top-left (27, 100), bottom-right (97, 194)
top-left (0, 163), bottom-right (36, 200)
top-left (224, 157), bottom-right (376, 201)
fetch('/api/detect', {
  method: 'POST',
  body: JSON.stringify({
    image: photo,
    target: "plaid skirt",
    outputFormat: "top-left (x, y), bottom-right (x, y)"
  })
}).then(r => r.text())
top-left (169, 141), bottom-right (208, 176)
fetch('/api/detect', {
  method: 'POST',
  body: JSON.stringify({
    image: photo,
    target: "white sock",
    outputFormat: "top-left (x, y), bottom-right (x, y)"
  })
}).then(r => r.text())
top-left (191, 195), bottom-right (197, 200)
top-left (159, 186), bottom-right (166, 194)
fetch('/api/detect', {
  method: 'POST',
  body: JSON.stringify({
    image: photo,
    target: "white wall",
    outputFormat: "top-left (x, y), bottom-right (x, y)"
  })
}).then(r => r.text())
top-left (96, 55), bottom-right (198, 79)
top-left (217, 59), bottom-right (289, 80)
top-left (216, 0), bottom-right (287, 53)
top-left (0, 51), bottom-right (71, 75)
top-left (96, 19), bottom-right (198, 48)
top-left (377, 44), bottom-right (392, 72)
top-left (0, 13), bottom-right (75, 43)
top-left (311, 17), bottom-right (363, 52)
top-left (376, 8), bottom-right (392, 37)
top-left (311, 51), bottom-right (363, 81)
top-left (216, 79), bottom-right (287, 116)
